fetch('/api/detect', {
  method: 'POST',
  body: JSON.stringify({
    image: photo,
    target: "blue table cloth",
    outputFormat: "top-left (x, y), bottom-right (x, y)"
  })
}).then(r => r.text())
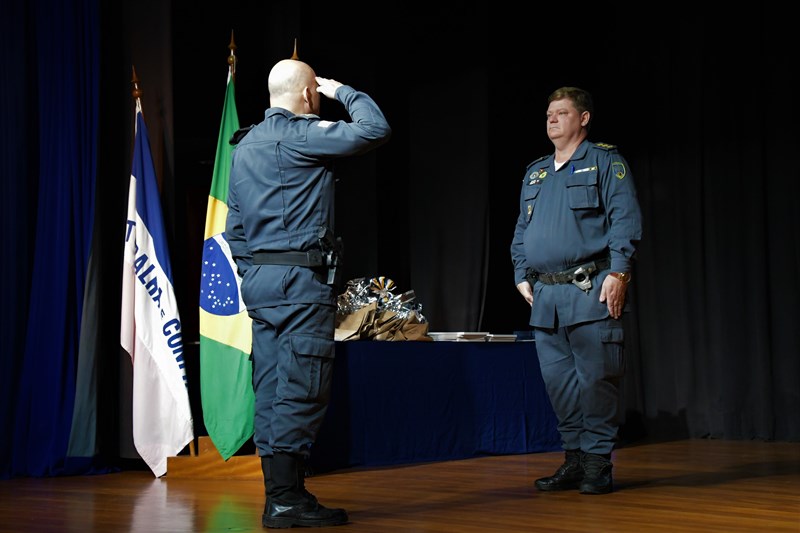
top-left (310, 340), bottom-right (560, 472)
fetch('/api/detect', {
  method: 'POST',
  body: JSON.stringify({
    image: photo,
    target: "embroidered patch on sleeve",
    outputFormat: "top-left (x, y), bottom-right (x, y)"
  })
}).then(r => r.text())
top-left (612, 161), bottom-right (626, 179)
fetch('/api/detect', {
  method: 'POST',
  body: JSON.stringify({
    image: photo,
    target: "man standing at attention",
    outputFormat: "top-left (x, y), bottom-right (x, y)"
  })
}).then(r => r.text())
top-left (226, 58), bottom-right (391, 527)
top-left (511, 86), bottom-right (642, 495)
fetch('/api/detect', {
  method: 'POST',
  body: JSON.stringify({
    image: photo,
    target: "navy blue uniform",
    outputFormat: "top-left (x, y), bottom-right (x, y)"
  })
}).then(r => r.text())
top-left (226, 85), bottom-right (391, 458)
top-left (511, 140), bottom-right (642, 454)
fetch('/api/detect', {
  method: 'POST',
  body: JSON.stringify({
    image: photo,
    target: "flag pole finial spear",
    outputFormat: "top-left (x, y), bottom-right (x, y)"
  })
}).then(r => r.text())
top-left (291, 38), bottom-right (299, 60)
top-left (131, 65), bottom-right (141, 100)
top-left (228, 30), bottom-right (237, 80)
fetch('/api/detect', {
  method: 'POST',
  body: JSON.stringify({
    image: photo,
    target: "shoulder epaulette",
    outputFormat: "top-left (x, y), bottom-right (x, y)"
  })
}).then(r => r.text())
top-left (230, 125), bottom-right (256, 146)
top-left (525, 154), bottom-right (549, 170)
top-left (593, 142), bottom-right (617, 151)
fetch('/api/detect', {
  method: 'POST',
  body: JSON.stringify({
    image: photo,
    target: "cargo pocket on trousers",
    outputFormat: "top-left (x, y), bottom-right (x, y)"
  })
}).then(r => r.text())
top-left (599, 326), bottom-right (625, 378)
top-left (286, 334), bottom-right (335, 401)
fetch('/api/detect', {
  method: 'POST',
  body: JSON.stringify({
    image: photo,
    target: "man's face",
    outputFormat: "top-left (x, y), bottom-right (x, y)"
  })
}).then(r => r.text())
top-left (546, 98), bottom-right (586, 141)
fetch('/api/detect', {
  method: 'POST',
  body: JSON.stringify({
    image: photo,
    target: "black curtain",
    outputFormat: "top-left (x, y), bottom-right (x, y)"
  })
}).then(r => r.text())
top-left (3, 3), bottom-right (797, 478)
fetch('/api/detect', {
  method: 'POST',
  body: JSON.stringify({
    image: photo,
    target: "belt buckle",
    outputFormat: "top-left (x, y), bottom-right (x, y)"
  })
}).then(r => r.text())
top-left (571, 266), bottom-right (592, 292)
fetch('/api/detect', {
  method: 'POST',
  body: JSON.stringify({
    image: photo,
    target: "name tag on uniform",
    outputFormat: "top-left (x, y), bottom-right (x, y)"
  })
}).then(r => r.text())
top-left (573, 166), bottom-right (597, 174)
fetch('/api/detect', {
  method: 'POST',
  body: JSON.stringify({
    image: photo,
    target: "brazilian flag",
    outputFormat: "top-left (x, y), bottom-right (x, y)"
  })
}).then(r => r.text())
top-left (199, 68), bottom-right (254, 460)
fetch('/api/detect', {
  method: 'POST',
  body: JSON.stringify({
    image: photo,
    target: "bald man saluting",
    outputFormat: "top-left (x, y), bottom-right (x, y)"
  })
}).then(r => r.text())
top-left (226, 58), bottom-right (391, 528)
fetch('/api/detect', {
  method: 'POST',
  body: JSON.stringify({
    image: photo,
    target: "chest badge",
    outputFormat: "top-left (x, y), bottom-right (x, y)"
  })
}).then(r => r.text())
top-left (528, 169), bottom-right (547, 185)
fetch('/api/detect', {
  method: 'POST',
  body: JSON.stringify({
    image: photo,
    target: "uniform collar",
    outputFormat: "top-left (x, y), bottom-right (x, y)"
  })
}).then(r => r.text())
top-left (568, 139), bottom-right (592, 163)
top-left (265, 107), bottom-right (293, 119)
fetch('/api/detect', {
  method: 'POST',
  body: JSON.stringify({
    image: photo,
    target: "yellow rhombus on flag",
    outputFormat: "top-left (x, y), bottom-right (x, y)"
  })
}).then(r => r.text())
top-left (199, 69), bottom-right (254, 460)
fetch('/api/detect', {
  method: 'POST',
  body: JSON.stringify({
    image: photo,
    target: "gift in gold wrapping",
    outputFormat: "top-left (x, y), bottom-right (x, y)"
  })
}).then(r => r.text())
top-left (334, 276), bottom-right (433, 341)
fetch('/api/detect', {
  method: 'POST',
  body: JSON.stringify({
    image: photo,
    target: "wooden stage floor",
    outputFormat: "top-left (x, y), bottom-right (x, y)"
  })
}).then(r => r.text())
top-left (0, 438), bottom-right (798, 532)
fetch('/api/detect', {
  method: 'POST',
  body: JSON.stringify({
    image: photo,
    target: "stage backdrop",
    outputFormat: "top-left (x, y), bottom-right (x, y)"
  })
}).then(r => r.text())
top-left (2, 2), bottom-right (798, 478)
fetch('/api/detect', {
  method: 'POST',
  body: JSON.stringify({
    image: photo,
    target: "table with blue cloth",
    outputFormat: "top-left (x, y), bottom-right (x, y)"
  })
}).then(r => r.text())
top-left (309, 340), bottom-right (560, 473)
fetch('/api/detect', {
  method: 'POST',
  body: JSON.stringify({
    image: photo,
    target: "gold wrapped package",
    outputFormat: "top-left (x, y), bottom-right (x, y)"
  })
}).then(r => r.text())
top-left (334, 277), bottom-right (433, 342)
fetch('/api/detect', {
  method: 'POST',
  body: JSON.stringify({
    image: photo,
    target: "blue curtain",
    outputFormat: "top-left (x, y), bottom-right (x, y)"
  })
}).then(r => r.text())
top-left (1, 0), bottom-right (101, 478)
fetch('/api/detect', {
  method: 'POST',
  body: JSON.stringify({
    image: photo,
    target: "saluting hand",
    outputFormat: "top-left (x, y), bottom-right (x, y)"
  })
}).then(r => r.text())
top-left (316, 77), bottom-right (343, 99)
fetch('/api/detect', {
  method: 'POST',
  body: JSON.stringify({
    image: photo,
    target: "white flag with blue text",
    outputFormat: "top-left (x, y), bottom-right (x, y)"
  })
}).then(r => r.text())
top-left (120, 99), bottom-right (194, 477)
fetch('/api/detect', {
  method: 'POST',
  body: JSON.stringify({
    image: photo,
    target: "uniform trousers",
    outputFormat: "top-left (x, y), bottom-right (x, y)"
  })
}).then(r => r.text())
top-left (534, 316), bottom-right (625, 455)
top-left (250, 302), bottom-right (336, 458)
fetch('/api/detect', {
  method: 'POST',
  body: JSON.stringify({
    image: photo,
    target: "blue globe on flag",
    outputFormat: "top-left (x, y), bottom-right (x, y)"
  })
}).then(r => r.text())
top-left (200, 233), bottom-right (244, 316)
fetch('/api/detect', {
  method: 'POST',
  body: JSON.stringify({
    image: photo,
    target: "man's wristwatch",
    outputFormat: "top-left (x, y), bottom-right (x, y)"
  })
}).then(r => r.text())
top-left (608, 272), bottom-right (631, 284)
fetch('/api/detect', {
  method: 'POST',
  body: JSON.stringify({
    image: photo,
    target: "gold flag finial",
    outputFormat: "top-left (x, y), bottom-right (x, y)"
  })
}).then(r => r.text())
top-left (290, 38), bottom-right (299, 60)
top-left (131, 65), bottom-right (141, 100)
top-left (228, 30), bottom-right (237, 79)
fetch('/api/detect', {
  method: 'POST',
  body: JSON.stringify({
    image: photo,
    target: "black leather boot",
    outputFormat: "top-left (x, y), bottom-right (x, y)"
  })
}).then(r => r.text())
top-left (295, 454), bottom-right (318, 504)
top-left (262, 452), bottom-right (348, 528)
top-left (261, 455), bottom-right (271, 512)
top-left (579, 452), bottom-right (613, 494)
top-left (534, 449), bottom-right (584, 491)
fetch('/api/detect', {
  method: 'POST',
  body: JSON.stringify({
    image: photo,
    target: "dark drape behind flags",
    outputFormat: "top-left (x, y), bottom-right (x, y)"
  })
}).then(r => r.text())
top-left (7, 0), bottom-right (100, 477)
top-left (121, 98), bottom-right (194, 477)
top-left (199, 70), bottom-right (254, 460)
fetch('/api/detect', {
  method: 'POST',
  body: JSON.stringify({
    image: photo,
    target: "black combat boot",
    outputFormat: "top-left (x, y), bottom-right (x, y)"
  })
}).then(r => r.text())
top-left (534, 449), bottom-right (584, 491)
top-left (262, 452), bottom-right (348, 528)
top-left (295, 454), bottom-right (318, 504)
top-left (579, 452), bottom-right (613, 494)
top-left (261, 455), bottom-right (272, 512)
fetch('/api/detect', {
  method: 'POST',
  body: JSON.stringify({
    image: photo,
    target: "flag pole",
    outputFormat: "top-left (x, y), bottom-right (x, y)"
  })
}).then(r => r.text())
top-left (130, 66), bottom-right (141, 159)
top-left (226, 35), bottom-right (253, 457)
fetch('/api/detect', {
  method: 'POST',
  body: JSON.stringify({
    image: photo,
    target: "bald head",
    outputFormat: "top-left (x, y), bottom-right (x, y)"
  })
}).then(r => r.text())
top-left (268, 59), bottom-right (319, 114)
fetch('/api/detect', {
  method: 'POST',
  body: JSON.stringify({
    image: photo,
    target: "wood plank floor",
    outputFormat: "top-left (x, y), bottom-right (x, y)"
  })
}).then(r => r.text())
top-left (1, 439), bottom-right (798, 532)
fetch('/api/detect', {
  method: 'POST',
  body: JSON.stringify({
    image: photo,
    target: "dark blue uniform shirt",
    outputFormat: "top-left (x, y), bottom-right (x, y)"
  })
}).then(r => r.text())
top-left (511, 140), bottom-right (642, 328)
top-left (226, 85), bottom-right (391, 309)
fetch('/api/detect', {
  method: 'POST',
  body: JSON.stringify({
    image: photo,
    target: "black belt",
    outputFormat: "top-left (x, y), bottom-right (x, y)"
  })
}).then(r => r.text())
top-left (252, 250), bottom-right (324, 267)
top-left (529, 257), bottom-right (611, 285)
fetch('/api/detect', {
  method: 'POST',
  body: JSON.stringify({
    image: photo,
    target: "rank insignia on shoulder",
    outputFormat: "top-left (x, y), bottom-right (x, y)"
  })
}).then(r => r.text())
top-left (612, 161), bottom-right (626, 179)
top-left (595, 142), bottom-right (616, 150)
